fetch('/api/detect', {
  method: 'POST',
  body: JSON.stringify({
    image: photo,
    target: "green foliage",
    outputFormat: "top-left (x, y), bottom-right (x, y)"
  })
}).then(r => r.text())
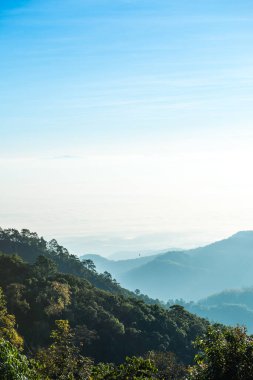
top-left (91, 356), bottom-right (158, 380)
top-left (0, 230), bottom-right (208, 365)
top-left (0, 287), bottom-right (23, 349)
top-left (36, 320), bottom-right (93, 380)
top-left (0, 253), bottom-right (28, 288)
top-left (4, 227), bottom-right (253, 380)
top-left (35, 281), bottom-right (71, 316)
top-left (0, 230), bottom-right (210, 364)
top-left (0, 228), bottom-right (124, 295)
top-left (189, 325), bottom-right (253, 380)
top-left (32, 256), bottom-right (58, 279)
top-left (0, 338), bottom-right (40, 380)
top-left (146, 351), bottom-right (186, 380)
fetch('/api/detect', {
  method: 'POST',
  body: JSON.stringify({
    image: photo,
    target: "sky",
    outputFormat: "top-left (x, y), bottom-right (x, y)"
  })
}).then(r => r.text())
top-left (1, 0), bottom-right (253, 257)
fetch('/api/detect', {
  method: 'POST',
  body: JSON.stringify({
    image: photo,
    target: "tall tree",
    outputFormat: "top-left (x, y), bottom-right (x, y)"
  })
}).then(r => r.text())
top-left (37, 320), bottom-right (93, 380)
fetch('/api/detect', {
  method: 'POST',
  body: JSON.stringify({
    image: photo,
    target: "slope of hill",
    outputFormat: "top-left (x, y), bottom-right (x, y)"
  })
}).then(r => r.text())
top-left (0, 227), bottom-right (209, 365)
top-left (83, 231), bottom-right (253, 301)
top-left (172, 287), bottom-right (253, 334)
top-left (0, 228), bottom-right (128, 296)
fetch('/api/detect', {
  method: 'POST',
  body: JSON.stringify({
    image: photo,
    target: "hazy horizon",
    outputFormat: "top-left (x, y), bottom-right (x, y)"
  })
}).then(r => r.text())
top-left (44, 229), bottom-right (253, 258)
top-left (1, 1), bottom-right (253, 257)
top-left (0, 226), bottom-right (247, 259)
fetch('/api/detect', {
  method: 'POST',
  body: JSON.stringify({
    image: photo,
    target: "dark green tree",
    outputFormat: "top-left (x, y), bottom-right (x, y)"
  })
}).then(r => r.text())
top-left (189, 325), bottom-right (253, 380)
top-left (82, 259), bottom-right (96, 272)
top-left (32, 255), bottom-right (58, 279)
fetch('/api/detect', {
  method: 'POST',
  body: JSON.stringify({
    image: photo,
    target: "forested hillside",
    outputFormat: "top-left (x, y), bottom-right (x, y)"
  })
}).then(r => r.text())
top-left (0, 228), bottom-right (127, 295)
top-left (2, 228), bottom-right (253, 379)
top-left (0, 252), bottom-right (209, 364)
top-left (0, 228), bottom-right (208, 364)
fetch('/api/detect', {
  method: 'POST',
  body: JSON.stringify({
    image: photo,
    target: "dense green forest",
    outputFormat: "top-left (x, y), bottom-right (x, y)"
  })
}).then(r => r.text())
top-left (1, 228), bottom-right (253, 379)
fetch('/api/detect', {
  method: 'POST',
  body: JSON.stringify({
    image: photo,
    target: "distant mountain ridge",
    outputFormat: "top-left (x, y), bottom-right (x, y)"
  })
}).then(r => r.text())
top-left (183, 286), bottom-right (253, 333)
top-left (81, 253), bottom-right (157, 275)
top-left (82, 231), bottom-right (253, 301)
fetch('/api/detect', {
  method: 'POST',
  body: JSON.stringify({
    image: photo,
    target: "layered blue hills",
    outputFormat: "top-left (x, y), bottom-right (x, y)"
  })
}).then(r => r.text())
top-left (82, 231), bottom-right (253, 301)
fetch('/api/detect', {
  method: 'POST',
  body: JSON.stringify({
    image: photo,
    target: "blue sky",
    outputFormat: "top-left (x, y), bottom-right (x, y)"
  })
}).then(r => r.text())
top-left (1, 1), bottom-right (253, 255)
